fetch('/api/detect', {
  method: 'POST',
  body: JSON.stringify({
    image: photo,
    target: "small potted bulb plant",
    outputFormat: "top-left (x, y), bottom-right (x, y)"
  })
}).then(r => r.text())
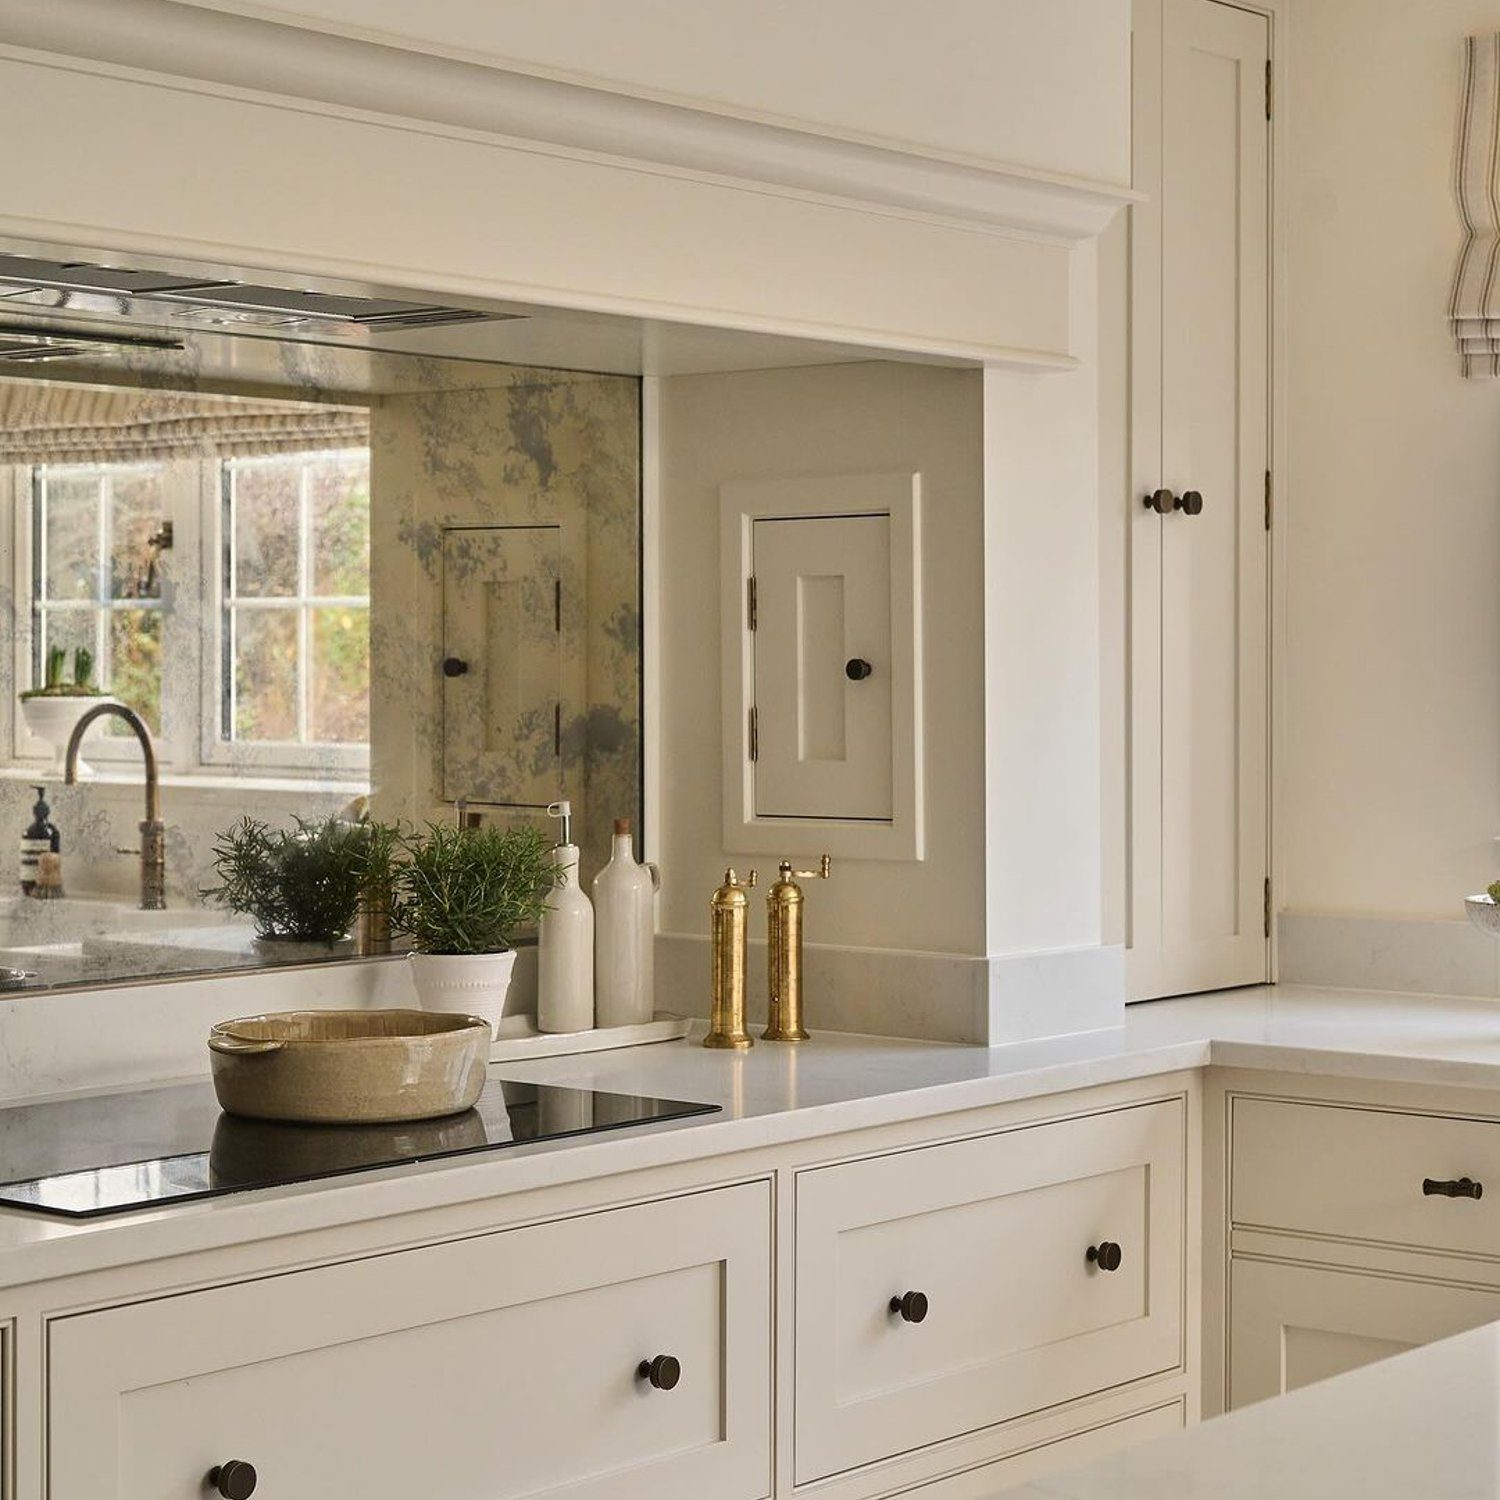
top-left (393, 821), bottom-right (558, 1035)
top-left (19, 645), bottom-right (115, 774)
top-left (203, 815), bottom-right (370, 958)
top-left (1465, 881), bottom-right (1500, 939)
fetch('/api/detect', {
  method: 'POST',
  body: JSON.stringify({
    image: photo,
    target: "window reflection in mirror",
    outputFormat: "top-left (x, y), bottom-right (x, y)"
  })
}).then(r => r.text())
top-left (0, 348), bottom-right (641, 994)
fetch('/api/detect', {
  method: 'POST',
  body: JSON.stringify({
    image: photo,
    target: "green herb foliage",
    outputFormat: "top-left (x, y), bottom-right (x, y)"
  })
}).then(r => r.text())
top-left (394, 822), bottom-right (558, 955)
top-left (203, 816), bottom-right (371, 944)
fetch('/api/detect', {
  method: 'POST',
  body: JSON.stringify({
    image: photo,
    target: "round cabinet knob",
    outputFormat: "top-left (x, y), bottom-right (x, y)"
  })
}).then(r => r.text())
top-left (1143, 489), bottom-right (1177, 514)
top-left (638, 1354), bottom-right (682, 1390)
top-left (1178, 490), bottom-right (1204, 516)
top-left (889, 1290), bottom-right (929, 1323)
top-left (845, 658), bottom-right (874, 681)
top-left (208, 1461), bottom-right (258, 1499)
top-left (442, 656), bottom-right (469, 678)
top-left (1087, 1241), bottom-right (1123, 1272)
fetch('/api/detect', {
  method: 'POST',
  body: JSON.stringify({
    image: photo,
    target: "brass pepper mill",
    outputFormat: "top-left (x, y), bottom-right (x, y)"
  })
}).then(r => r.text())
top-left (764, 855), bottom-right (832, 1042)
top-left (704, 868), bottom-right (758, 1049)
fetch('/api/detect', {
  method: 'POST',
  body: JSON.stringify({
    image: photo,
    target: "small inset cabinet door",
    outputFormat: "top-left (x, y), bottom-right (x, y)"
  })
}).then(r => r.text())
top-left (441, 523), bottom-right (572, 806)
top-left (1229, 1258), bottom-right (1500, 1408)
top-left (751, 512), bottom-right (892, 821)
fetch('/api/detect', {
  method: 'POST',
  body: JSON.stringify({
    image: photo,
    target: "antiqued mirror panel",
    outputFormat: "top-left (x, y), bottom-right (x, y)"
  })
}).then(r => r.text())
top-left (0, 247), bottom-right (642, 994)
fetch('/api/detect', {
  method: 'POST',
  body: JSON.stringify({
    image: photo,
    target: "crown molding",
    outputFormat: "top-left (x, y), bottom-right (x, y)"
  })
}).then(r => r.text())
top-left (0, 0), bottom-right (1136, 244)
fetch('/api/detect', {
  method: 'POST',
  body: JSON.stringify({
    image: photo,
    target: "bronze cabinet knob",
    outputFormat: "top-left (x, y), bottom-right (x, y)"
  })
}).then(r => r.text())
top-left (845, 657), bottom-right (874, 680)
top-left (208, 1461), bottom-right (257, 1499)
top-left (1178, 489), bottom-right (1204, 516)
top-left (638, 1354), bottom-right (682, 1390)
top-left (1143, 489), bottom-right (1177, 514)
top-left (1087, 1241), bottom-right (1123, 1272)
top-left (889, 1290), bottom-right (929, 1323)
top-left (442, 656), bottom-right (469, 677)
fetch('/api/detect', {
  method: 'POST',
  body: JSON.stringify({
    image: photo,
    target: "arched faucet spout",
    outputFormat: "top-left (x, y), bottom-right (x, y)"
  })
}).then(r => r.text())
top-left (63, 702), bottom-right (165, 909)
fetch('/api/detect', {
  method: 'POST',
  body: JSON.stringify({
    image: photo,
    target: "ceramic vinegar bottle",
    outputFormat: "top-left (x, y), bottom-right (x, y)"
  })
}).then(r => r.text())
top-left (592, 818), bottom-right (657, 1028)
top-left (537, 800), bottom-right (595, 1034)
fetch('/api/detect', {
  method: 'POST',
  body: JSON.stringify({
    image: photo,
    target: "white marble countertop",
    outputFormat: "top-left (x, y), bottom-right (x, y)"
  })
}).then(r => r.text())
top-left (3, 982), bottom-right (1500, 1287)
top-left (1005, 1321), bottom-right (1500, 1499)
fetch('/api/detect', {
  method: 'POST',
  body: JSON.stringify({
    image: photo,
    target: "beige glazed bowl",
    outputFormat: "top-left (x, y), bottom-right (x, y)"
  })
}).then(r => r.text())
top-left (208, 1008), bottom-right (491, 1125)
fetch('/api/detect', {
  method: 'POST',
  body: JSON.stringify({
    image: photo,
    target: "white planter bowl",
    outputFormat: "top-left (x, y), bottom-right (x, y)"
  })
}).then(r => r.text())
top-left (1465, 895), bottom-right (1500, 938)
top-left (18, 694), bottom-right (116, 775)
top-left (409, 950), bottom-right (520, 1038)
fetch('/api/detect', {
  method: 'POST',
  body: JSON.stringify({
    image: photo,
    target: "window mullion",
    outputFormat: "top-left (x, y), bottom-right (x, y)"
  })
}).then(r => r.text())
top-left (297, 462), bottom-right (311, 745)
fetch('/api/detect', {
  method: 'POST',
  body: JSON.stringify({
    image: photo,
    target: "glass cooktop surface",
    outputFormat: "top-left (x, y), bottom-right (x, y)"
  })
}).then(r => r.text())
top-left (0, 1075), bottom-right (718, 1218)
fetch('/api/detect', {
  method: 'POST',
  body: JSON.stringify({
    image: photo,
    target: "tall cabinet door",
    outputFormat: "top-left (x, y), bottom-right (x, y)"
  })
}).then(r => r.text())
top-left (1129, 0), bottom-right (1270, 1000)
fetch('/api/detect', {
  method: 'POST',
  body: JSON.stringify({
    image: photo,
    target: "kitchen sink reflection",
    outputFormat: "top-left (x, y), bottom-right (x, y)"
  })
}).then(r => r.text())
top-left (0, 895), bottom-right (357, 992)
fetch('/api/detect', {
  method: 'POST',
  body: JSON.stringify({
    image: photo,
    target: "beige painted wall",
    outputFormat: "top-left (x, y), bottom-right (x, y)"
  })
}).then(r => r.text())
top-left (654, 362), bottom-right (987, 956)
top-left (1284, 0), bottom-right (1500, 921)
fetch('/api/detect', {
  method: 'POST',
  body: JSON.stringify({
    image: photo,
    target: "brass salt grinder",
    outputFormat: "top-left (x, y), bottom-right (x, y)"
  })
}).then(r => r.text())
top-left (764, 855), bottom-right (832, 1042)
top-left (704, 868), bottom-right (758, 1049)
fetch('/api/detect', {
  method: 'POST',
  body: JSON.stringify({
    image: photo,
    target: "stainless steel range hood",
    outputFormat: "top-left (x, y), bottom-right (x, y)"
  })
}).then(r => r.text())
top-left (0, 252), bottom-right (512, 330)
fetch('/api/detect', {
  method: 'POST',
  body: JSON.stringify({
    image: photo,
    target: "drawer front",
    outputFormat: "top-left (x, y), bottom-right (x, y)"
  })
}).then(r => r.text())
top-left (1233, 1097), bottom-right (1500, 1256)
top-left (50, 1182), bottom-right (771, 1500)
top-left (794, 1100), bottom-right (1184, 1482)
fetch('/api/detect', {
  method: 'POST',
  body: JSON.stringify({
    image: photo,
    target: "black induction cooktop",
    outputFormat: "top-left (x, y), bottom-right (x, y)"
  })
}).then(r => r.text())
top-left (0, 1075), bottom-right (718, 1218)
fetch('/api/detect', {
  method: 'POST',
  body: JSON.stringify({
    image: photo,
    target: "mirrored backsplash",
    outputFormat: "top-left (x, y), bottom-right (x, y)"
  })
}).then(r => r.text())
top-left (0, 304), bottom-right (641, 995)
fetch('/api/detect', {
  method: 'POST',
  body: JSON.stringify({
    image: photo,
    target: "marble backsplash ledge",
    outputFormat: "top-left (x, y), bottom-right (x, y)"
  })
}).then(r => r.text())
top-left (1277, 911), bottom-right (1500, 1000)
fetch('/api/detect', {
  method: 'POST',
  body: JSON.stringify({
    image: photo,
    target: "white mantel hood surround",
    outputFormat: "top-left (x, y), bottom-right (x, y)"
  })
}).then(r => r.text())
top-left (0, 0), bottom-right (1131, 368)
top-left (0, 0), bottom-right (1133, 1048)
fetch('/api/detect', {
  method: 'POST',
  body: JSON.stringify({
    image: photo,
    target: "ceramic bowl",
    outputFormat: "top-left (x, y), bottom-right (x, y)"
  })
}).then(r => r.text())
top-left (1464, 895), bottom-right (1500, 938)
top-left (208, 1008), bottom-right (490, 1124)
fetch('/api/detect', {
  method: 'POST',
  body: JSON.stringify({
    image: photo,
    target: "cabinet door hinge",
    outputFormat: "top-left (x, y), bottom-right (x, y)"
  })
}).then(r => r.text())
top-left (1264, 876), bottom-right (1272, 939)
top-left (746, 575), bottom-right (758, 631)
top-left (1265, 59), bottom-right (1273, 120)
top-left (748, 704), bottom-right (759, 762)
top-left (1264, 469), bottom-right (1272, 531)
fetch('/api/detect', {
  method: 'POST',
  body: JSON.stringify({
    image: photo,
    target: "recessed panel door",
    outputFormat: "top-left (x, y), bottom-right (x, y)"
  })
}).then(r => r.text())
top-left (751, 513), bottom-right (892, 821)
top-left (1130, 0), bottom-right (1270, 999)
top-left (441, 524), bottom-right (564, 806)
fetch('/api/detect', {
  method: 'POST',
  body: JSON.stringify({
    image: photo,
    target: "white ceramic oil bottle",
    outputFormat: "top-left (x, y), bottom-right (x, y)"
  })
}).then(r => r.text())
top-left (592, 818), bottom-right (657, 1028)
top-left (537, 800), bottom-right (594, 1034)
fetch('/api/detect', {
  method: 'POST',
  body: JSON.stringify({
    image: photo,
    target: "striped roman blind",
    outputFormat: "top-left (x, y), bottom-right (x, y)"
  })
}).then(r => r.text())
top-left (1451, 34), bottom-right (1500, 377)
top-left (0, 381), bottom-right (368, 462)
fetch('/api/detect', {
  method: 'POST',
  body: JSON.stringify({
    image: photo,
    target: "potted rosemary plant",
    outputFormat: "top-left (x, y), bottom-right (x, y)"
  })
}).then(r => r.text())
top-left (203, 815), bottom-right (370, 954)
top-left (393, 822), bottom-right (558, 1034)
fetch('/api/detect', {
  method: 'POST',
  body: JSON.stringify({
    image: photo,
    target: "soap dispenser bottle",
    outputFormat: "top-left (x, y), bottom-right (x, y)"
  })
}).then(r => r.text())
top-left (537, 800), bottom-right (595, 1034)
top-left (592, 818), bottom-right (658, 1029)
top-left (19, 785), bottom-right (57, 897)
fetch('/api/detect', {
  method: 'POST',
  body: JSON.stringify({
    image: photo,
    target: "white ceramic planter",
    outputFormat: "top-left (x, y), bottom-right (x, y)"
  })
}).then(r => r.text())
top-left (409, 950), bottom-right (520, 1037)
top-left (18, 694), bottom-right (116, 775)
top-left (1465, 895), bottom-right (1500, 938)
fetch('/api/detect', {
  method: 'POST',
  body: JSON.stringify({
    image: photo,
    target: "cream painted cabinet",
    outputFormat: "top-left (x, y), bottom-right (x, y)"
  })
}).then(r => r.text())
top-left (1127, 0), bottom-right (1271, 1000)
top-left (49, 1182), bottom-right (772, 1500)
top-left (1230, 1259), bottom-right (1500, 1407)
top-left (1224, 1090), bottom-right (1500, 1412)
top-left (794, 1100), bottom-right (1185, 1483)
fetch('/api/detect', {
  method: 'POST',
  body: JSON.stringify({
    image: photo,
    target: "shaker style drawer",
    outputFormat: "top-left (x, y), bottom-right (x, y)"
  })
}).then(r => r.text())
top-left (49, 1182), bottom-right (772, 1500)
top-left (793, 1099), bottom-right (1184, 1483)
top-left (1233, 1097), bottom-right (1500, 1257)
